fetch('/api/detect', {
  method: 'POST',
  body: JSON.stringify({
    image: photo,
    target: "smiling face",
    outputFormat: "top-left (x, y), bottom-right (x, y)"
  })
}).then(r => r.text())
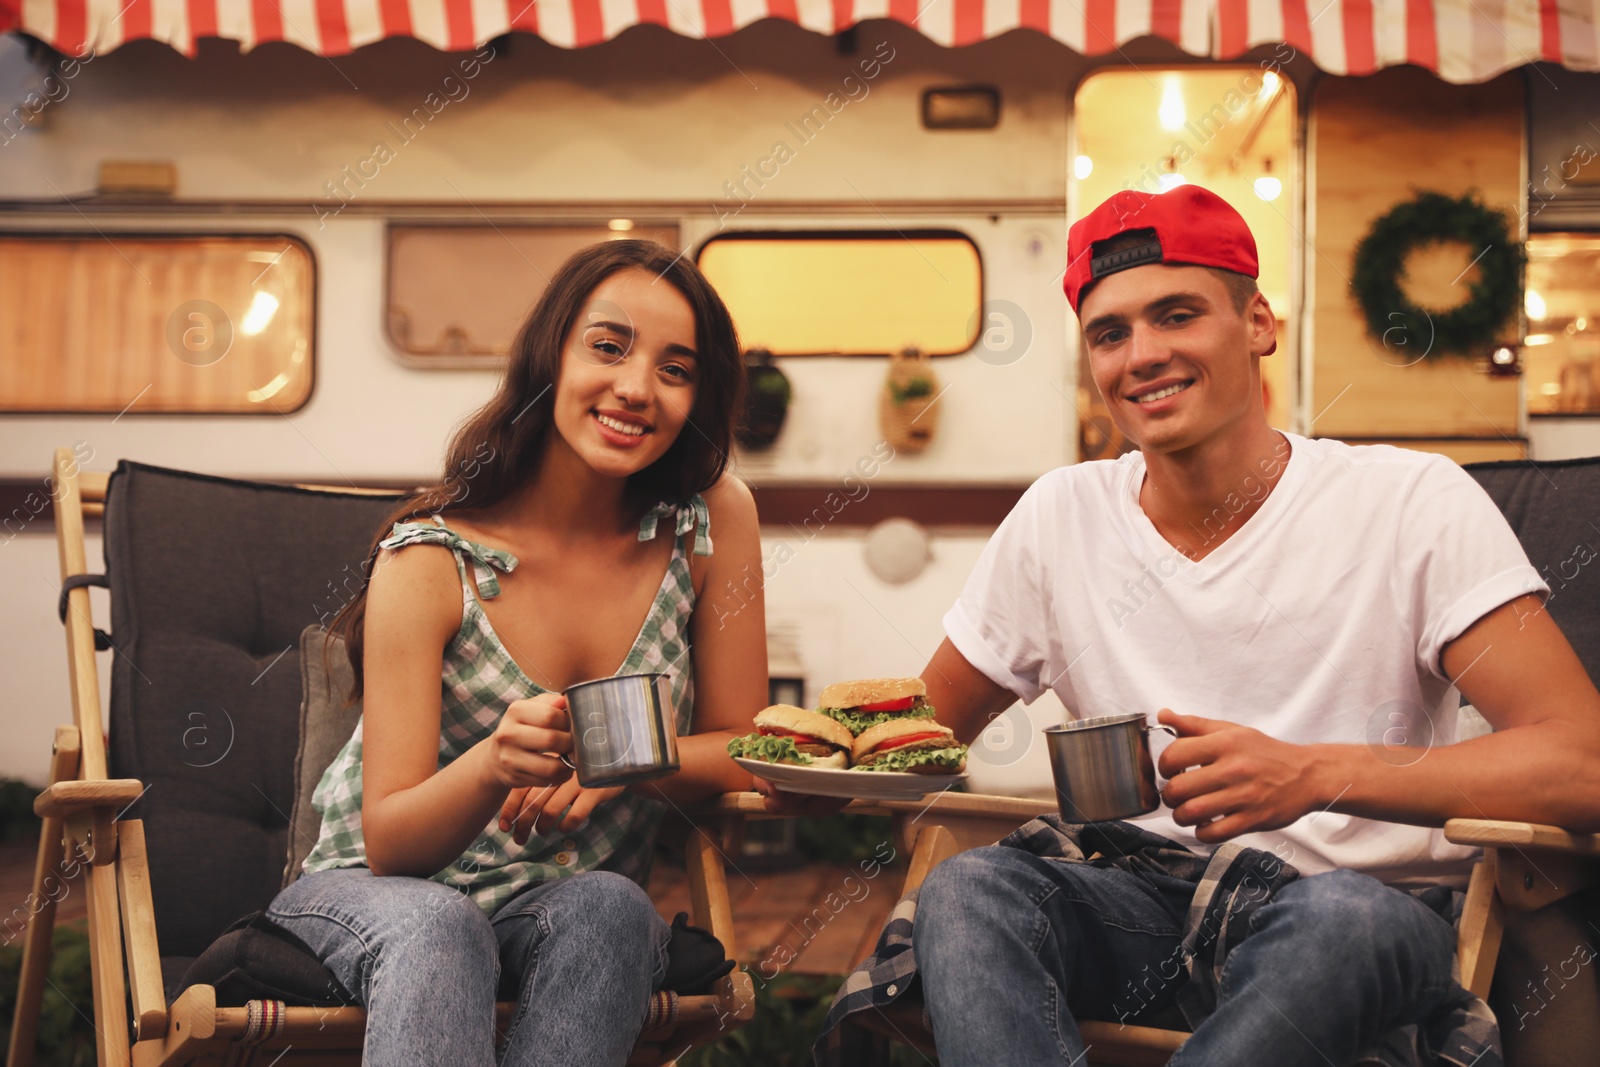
top-left (1078, 263), bottom-right (1276, 457)
top-left (549, 267), bottom-right (701, 481)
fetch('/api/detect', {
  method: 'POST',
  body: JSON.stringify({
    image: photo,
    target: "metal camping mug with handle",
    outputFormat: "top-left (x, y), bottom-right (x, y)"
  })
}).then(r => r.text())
top-left (558, 673), bottom-right (681, 788)
top-left (1044, 712), bottom-right (1180, 823)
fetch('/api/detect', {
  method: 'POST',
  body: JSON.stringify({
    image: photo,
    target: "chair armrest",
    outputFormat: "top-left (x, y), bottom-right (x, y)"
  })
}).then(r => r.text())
top-left (34, 779), bottom-right (146, 819)
top-left (1443, 818), bottom-right (1600, 856)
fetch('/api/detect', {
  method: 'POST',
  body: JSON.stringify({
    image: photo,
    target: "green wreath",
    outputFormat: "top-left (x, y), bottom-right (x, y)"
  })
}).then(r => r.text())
top-left (1350, 191), bottom-right (1525, 361)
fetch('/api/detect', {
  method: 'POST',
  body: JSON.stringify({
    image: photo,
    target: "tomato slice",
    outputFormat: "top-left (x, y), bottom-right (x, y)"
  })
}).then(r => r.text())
top-left (858, 696), bottom-right (916, 712)
top-left (876, 731), bottom-right (946, 751)
top-left (758, 726), bottom-right (819, 744)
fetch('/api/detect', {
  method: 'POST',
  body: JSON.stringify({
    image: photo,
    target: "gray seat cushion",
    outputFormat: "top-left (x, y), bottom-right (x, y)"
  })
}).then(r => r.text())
top-left (285, 624), bottom-right (362, 888)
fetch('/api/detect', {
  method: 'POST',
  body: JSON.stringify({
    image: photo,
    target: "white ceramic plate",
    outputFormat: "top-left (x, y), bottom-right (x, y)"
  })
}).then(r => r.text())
top-left (733, 756), bottom-right (969, 801)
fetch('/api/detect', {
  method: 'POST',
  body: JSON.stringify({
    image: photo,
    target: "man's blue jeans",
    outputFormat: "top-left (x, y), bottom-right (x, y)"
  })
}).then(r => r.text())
top-left (267, 867), bottom-right (669, 1066)
top-left (917, 846), bottom-right (1459, 1066)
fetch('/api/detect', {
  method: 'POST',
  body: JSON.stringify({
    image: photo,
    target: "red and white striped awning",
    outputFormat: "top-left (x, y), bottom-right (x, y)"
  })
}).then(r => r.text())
top-left (3, 0), bottom-right (1596, 83)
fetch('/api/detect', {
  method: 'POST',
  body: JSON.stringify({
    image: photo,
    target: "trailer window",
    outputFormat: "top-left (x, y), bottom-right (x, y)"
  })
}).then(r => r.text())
top-left (1525, 234), bottom-right (1600, 415)
top-left (386, 223), bottom-right (680, 363)
top-left (0, 233), bottom-right (314, 415)
top-left (695, 231), bottom-right (982, 356)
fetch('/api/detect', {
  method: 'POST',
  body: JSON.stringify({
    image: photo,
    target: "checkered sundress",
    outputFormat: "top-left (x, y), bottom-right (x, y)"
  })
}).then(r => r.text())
top-left (301, 497), bottom-right (711, 916)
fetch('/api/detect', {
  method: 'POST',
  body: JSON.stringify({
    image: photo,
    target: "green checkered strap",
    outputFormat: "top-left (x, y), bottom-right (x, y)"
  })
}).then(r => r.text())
top-left (301, 498), bottom-right (707, 916)
top-left (379, 517), bottom-right (518, 598)
top-left (639, 497), bottom-right (712, 557)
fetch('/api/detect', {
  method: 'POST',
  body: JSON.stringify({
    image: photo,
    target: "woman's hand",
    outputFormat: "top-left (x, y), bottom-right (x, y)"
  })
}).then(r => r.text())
top-left (499, 779), bottom-right (626, 844)
top-left (483, 693), bottom-right (575, 791)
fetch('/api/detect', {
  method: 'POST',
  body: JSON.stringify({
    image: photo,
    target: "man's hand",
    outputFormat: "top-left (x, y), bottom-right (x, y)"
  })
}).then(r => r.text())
top-left (1156, 709), bottom-right (1325, 843)
top-left (499, 778), bottom-right (626, 845)
top-left (750, 775), bottom-right (851, 816)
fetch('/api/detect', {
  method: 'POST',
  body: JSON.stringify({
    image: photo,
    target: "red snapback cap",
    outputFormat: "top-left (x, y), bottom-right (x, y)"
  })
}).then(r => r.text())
top-left (1064, 184), bottom-right (1261, 314)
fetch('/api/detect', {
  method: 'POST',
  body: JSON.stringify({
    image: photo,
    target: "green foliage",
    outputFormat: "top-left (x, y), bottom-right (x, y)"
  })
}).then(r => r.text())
top-left (680, 973), bottom-right (929, 1067)
top-left (1350, 191), bottom-right (1525, 360)
top-left (0, 778), bottom-right (43, 842)
top-left (888, 377), bottom-right (934, 404)
top-left (750, 370), bottom-right (792, 404)
top-left (0, 922), bottom-right (98, 1067)
top-left (794, 813), bottom-right (895, 866)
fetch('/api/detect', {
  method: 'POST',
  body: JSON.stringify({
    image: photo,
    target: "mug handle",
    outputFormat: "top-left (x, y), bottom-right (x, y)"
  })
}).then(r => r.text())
top-left (1143, 723), bottom-right (1179, 787)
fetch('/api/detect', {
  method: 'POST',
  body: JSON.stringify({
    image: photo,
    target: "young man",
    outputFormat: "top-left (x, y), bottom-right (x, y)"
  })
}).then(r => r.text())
top-left (815, 185), bottom-right (1600, 1066)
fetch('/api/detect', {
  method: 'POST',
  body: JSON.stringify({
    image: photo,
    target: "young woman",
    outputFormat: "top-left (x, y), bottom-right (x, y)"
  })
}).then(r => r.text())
top-left (266, 240), bottom-right (767, 1065)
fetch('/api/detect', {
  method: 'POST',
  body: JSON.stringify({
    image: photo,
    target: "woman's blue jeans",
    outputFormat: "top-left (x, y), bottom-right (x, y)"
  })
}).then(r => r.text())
top-left (267, 867), bottom-right (669, 1066)
top-left (916, 846), bottom-right (1459, 1066)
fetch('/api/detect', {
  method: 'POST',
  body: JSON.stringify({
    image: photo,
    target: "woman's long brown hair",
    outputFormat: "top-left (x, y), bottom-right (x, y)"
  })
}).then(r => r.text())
top-left (330, 239), bottom-right (744, 699)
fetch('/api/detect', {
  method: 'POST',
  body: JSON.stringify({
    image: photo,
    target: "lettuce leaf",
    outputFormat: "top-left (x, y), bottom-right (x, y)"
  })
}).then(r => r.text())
top-left (852, 745), bottom-right (968, 773)
top-left (817, 703), bottom-right (937, 736)
top-left (727, 733), bottom-right (813, 765)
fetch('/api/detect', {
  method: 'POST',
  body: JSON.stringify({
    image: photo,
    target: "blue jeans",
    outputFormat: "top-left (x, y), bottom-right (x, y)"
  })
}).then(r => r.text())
top-left (916, 847), bottom-right (1459, 1066)
top-left (266, 867), bottom-right (670, 1066)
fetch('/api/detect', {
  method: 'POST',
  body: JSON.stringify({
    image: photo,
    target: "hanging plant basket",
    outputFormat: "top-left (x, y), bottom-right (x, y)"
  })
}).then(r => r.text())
top-left (1350, 191), bottom-right (1525, 361)
top-left (879, 346), bottom-right (941, 454)
top-left (736, 348), bottom-right (792, 450)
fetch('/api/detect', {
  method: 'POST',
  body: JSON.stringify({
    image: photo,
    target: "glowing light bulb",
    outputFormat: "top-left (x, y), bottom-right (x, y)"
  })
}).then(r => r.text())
top-left (1260, 71), bottom-right (1281, 99)
top-left (1159, 78), bottom-right (1186, 132)
top-left (1074, 155), bottom-right (1093, 180)
top-left (1158, 173), bottom-right (1187, 192)
top-left (1254, 176), bottom-right (1283, 201)
top-left (1525, 288), bottom-right (1547, 320)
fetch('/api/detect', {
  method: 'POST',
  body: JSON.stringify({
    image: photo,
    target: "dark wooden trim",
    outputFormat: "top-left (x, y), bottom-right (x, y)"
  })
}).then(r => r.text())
top-left (0, 475), bottom-right (422, 538)
top-left (750, 485), bottom-right (1026, 528)
top-left (1, 476), bottom-right (62, 538)
top-left (1, 476), bottom-right (1025, 536)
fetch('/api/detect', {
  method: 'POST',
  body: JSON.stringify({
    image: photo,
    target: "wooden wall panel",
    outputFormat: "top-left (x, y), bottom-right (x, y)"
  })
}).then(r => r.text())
top-left (1309, 68), bottom-right (1523, 439)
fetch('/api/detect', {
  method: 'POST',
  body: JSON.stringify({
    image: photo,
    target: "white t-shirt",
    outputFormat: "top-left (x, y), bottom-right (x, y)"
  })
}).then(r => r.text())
top-left (944, 433), bottom-right (1545, 886)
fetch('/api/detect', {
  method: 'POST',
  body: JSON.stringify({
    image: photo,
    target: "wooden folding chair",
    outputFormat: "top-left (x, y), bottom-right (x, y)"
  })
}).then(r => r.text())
top-left (7, 448), bottom-right (753, 1067)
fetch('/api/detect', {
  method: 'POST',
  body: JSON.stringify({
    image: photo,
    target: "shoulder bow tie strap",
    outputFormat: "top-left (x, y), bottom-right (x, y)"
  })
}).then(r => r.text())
top-left (637, 497), bottom-right (713, 557)
top-left (379, 519), bottom-right (519, 599)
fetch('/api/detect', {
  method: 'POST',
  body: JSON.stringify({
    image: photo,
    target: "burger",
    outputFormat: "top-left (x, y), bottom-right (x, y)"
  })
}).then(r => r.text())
top-left (851, 719), bottom-right (968, 775)
top-left (726, 705), bottom-right (853, 769)
top-left (816, 677), bottom-right (937, 737)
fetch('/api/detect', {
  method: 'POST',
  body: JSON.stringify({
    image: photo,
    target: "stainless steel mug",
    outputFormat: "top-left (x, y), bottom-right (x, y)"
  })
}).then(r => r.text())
top-left (560, 673), bottom-right (680, 788)
top-left (1044, 713), bottom-right (1179, 823)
